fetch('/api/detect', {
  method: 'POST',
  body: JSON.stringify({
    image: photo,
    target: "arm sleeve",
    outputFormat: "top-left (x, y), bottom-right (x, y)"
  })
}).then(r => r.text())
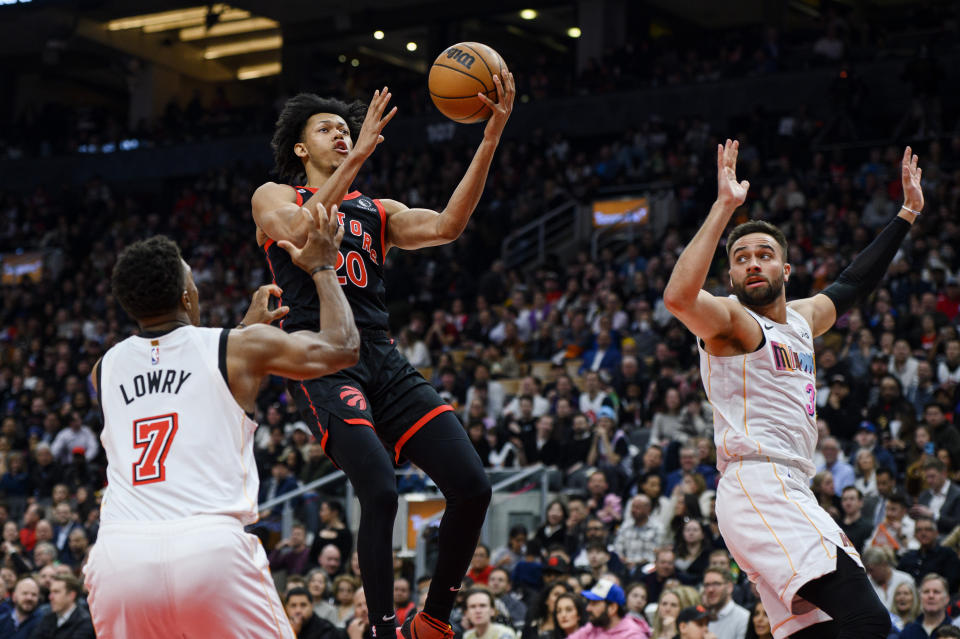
top-left (821, 216), bottom-right (911, 316)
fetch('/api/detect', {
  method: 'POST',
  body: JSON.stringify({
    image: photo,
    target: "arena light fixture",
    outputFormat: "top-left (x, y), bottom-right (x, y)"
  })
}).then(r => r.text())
top-left (237, 61), bottom-right (282, 80)
top-left (142, 10), bottom-right (252, 33)
top-left (567, 27), bottom-right (582, 38)
top-left (108, 5), bottom-right (248, 32)
top-left (180, 17), bottom-right (277, 41)
top-left (373, 30), bottom-right (385, 40)
top-left (351, 58), bottom-right (360, 67)
top-left (520, 9), bottom-right (537, 20)
top-left (203, 35), bottom-right (283, 59)
top-left (406, 41), bottom-right (417, 51)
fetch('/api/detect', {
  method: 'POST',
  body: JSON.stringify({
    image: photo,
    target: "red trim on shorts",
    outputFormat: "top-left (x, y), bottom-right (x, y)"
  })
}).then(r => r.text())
top-left (261, 241), bottom-right (283, 329)
top-left (393, 405), bottom-right (454, 462)
top-left (299, 382), bottom-right (327, 450)
top-left (344, 191), bottom-right (361, 200)
top-left (344, 417), bottom-right (374, 429)
top-left (373, 198), bottom-right (387, 265)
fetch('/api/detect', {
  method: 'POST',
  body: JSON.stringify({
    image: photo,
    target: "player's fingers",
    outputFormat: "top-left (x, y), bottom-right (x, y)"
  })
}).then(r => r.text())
top-left (276, 240), bottom-right (298, 257)
top-left (492, 74), bottom-right (503, 98)
top-left (272, 306), bottom-right (290, 319)
top-left (917, 167), bottom-right (922, 181)
top-left (741, 180), bottom-right (750, 191)
top-left (717, 144), bottom-right (723, 168)
top-left (334, 223), bottom-right (345, 245)
top-left (380, 106), bottom-right (398, 127)
top-left (903, 146), bottom-right (911, 164)
top-left (377, 134), bottom-right (385, 145)
top-left (477, 93), bottom-right (497, 110)
top-left (312, 202), bottom-right (325, 229)
top-left (261, 284), bottom-right (283, 298)
top-left (911, 154), bottom-right (919, 171)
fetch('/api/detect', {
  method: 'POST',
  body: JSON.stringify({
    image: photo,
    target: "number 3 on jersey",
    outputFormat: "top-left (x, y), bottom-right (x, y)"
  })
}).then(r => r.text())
top-left (335, 250), bottom-right (368, 288)
top-left (133, 413), bottom-right (178, 485)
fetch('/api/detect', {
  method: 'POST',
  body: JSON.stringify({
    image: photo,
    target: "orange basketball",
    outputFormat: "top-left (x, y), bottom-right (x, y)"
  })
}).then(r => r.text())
top-left (428, 42), bottom-right (508, 124)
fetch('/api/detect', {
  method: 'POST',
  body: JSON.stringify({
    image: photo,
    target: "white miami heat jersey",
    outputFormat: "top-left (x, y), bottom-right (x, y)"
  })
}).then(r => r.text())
top-left (98, 326), bottom-right (260, 524)
top-left (699, 302), bottom-right (818, 476)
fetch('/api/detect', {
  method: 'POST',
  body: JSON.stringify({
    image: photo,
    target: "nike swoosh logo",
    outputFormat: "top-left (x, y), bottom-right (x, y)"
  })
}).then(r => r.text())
top-left (764, 324), bottom-right (773, 329)
top-left (382, 614), bottom-right (396, 622)
top-left (449, 586), bottom-right (462, 592)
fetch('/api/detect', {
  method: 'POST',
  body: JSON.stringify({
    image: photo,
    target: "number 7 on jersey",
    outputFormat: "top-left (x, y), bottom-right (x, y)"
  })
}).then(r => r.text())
top-left (133, 413), bottom-right (178, 485)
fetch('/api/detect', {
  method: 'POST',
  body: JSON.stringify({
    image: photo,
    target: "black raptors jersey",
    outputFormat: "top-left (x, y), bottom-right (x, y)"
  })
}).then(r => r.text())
top-left (263, 187), bottom-right (389, 332)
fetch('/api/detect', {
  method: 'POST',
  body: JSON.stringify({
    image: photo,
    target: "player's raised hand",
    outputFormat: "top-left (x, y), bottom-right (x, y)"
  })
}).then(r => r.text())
top-left (717, 139), bottom-right (750, 209)
top-left (479, 70), bottom-right (515, 141)
top-left (277, 202), bottom-right (344, 274)
top-left (240, 284), bottom-right (289, 327)
top-left (902, 146), bottom-right (924, 213)
top-left (353, 86), bottom-right (397, 159)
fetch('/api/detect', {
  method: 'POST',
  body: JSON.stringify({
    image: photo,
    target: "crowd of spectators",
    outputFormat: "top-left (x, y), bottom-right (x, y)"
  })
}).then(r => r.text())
top-left (2, 1), bottom-right (958, 161)
top-left (2, 9), bottom-right (960, 638)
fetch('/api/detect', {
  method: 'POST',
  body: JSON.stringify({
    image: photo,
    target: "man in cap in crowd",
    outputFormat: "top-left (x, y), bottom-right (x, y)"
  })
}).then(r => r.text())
top-left (567, 579), bottom-right (650, 638)
top-left (675, 605), bottom-right (718, 639)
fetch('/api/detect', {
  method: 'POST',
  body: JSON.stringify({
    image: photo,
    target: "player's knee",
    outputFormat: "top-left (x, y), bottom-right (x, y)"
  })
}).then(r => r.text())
top-left (461, 467), bottom-right (491, 510)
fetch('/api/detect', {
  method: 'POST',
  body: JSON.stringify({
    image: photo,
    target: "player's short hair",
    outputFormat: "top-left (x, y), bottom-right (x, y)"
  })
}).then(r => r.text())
top-left (286, 586), bottom-right (312, 604)
top-left (52, 574), bottom-right (83, 598)
top-left (272, 93), bottom-right (367, 183)
top-left (725, 220), bottom-right (788, 260)
top-left (111, 235), bottom-right (185, 320)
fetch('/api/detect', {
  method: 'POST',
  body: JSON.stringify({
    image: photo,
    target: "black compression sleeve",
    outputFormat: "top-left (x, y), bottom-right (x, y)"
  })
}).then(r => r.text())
top-left (821, 216), bottom-right (911, 316)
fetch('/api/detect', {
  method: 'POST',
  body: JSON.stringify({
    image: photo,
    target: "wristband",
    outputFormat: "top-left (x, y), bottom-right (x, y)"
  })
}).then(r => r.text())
top-left (901, 204), bottom-right (921, 215)
top-left (311, 265), bottom-right (336, 275)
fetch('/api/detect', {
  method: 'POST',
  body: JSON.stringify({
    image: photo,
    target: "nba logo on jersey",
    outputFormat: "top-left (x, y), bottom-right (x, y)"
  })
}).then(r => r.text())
top-left (150, 340), bottom-right (160, 365)
top-left (357, 197), bottom-right (376, 210)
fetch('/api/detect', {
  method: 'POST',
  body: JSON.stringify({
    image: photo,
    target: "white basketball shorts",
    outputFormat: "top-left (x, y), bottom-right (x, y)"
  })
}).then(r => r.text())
top-left (84, 514), bottom-right (295, 639)
top-left (716, 458), bottom-right (862, 639)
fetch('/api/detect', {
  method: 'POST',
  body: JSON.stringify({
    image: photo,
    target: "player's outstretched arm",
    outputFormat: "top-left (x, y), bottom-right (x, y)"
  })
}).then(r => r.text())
top-left (252, 87), bottom-right (396, 245)
top-left (664, 140), bottom-right (755, 347)
top-left (381, 71), bottom-right (515, 252)
top-left (229, 204), bottom-right (359, 409)
top-left (789, 146), bottom-right (923, 337)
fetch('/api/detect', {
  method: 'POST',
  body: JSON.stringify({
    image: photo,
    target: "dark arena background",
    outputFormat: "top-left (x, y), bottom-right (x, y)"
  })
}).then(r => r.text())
top-left (1, 0), bottom-right (960, 637)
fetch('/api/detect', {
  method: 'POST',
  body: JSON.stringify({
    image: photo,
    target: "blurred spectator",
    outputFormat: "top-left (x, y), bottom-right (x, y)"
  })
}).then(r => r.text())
top-left (898, 574), bottom-right (953, 639)
top-left (463, 587), bottom-right (517, 639)
top-left (862, 547), bottom-right (914, 612)
top-left (269, 522), bottom-right (312, 577)
top-left (897, 517), bottom-right (960, 592)
top-left (0, 577), bottom-right (41, 637)
top-left (29, 574), bottom-right (94, 639)
top-left (700, 567), bottom-right (748, 639)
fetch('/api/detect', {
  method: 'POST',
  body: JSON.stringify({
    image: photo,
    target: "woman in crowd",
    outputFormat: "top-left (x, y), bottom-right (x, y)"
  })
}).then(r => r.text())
top-left (650, 587), bottom-right (699, 639)
top-left (534, 500), bottom-right (570, 551)
top-left (305, 568), bottom-right (338, 623)
top-left (523, 582), bottom-right (572, 639)
top-left (890, 581), bottom-right (921, 633)
top-left (854, 448), bottom-right (880, 497)
top-left (674, 518), bottom-right (712, 581)
top-left (552, 592), bottom-right (587, 638)
top-left (744, 601), bottom-right (773, 639)
top-left (811, 470), bottom-right (841, 521)
top-left (332, 574), bottom-right (359, 627)
top-left (625, 582), bottom-right (649, 623)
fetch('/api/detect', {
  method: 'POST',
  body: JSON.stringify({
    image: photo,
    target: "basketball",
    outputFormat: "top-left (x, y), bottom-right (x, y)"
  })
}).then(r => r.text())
top-left (428, 42), bottom-right (508, 124)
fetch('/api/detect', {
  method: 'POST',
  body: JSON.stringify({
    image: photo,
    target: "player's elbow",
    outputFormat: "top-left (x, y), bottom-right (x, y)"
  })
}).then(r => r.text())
top-left (662, 290), bottom-right (687, 314)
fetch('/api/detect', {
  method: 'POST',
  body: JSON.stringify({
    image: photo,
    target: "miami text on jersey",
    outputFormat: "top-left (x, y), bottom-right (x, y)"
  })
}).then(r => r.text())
top-left (770, 341), bottom-right (815, 375)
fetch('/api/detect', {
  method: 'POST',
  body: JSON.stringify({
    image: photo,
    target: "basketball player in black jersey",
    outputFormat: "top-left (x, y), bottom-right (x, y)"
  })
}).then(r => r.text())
top-left (252, 75), bottom-right (515, 639)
